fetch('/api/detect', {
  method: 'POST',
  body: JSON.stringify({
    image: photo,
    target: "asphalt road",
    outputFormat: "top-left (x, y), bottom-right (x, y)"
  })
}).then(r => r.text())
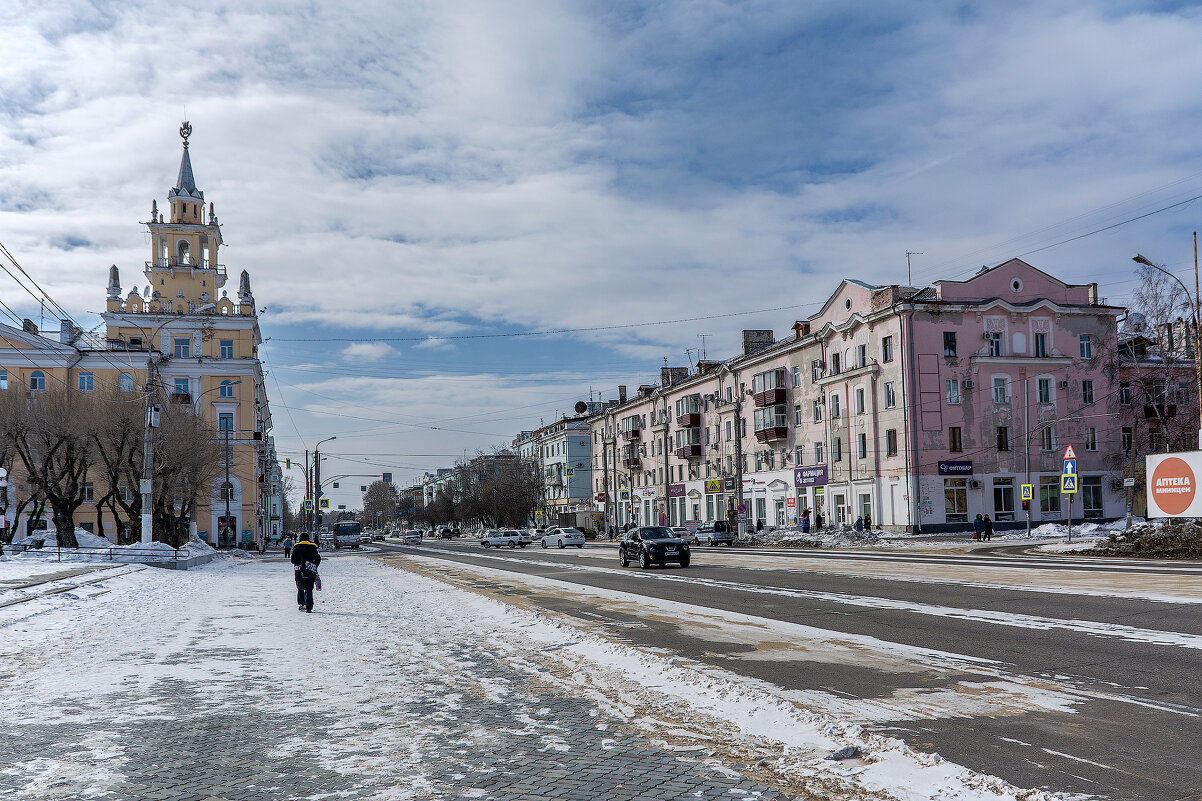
top-left (370, 538), bottom-right (1202, 801)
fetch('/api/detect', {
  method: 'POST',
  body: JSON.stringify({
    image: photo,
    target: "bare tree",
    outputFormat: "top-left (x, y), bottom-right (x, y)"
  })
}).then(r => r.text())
top-left (152, 400), bottom-right (222, 547)
top-left (90, 386), bottom-right (145, 543)
top-left (453, 450), bottom-right (544, 528)
top-left (361, 480), bottom-right (396, 526)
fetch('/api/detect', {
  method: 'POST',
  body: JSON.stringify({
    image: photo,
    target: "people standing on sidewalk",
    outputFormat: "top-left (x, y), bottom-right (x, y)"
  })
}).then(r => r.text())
top-left (973, 514), bottom-right (984, 541)
top-left (863, 512), bottom-right (872, 532)
top-left (283, 535), bottom-right (293, 559)
top-left (800, 509), bottom-right (810, 534)
top-left (983, 514), bottom-right (994, 542)
top-left (290, 537), bottom-right (321, 613)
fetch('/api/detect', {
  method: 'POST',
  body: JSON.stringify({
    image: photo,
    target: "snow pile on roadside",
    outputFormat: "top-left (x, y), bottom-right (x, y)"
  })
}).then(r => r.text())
top-left (1081, 517), bottom-right (1202, 559)
top-left (5, 527), bottom-right (214, 563)
top-left (749, 527), bottom-right (888, 548)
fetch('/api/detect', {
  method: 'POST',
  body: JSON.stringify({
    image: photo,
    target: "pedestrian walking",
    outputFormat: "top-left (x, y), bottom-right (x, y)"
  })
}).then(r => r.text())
top-left (815, 511), bottom-right (824, 529)
top-left (800, 509), bottom-right (810, 534)
top-left (972, 514), bottom-right (984, 541)
top-left (983, 514), bottom-right (994, 542)
top-left (283, 535), bottom-right (293, 559)
top-left (853, 515), bottom-right (863, 533)
top-left (290, 537), bottom-right (321, 613)
top-left (863, 512), bottom-right (872, 531)
top-left (756, 519), bottom-right (764, 532)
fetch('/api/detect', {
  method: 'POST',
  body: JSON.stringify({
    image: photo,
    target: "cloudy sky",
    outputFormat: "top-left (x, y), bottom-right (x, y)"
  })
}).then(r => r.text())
top-left (3, 0), bottom-right (1202, 497)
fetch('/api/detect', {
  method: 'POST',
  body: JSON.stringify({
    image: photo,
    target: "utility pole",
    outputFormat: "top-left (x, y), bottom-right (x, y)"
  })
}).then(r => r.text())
top-left (304, 449), bottom-right (311, 534)
top-left (733, 390), bottom-right (746, 537)
top-left (601, 433), bottom-right (610, 537)
top-left (224, 425), bottom-right (232, 547)
top-left (1195, 231), bottom-right (1201, 448)
top-left (1025, 378), bottom-right (1032, 537)
top-left (140, 358), bottom-right (160, 544)
top-left (906, 251), bottom-right (923, 287)
top-left (662, 402), bottom-right (670, 526)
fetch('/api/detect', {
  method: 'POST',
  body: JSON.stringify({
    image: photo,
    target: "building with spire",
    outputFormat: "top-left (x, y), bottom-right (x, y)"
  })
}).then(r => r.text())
top-left (0, 123), bottom-right (281, 546)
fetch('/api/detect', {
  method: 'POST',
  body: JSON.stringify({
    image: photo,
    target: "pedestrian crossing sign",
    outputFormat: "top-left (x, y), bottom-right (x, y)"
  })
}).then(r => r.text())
top-left (565, 467), bottom-right (575, 478)
top-left (1020, 483), bottom-right (1033, 501)
top-left (1061, 474), bottom-right (1078, 493)
top-left (302, 499), bottom-right (313, 510)
top-left (319, 498), bottom-right (330, 509)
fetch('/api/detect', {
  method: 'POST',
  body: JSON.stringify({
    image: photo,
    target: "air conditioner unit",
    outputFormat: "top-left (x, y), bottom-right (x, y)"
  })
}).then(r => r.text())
top-left (962, 379), bottom-right (975, 389)
top-left (1110, 477), bottom-right (1125, 492)
top-left (1058, 380), bottom-right (1069, 389)
top-left (970, 479), bottom-right (981, 488)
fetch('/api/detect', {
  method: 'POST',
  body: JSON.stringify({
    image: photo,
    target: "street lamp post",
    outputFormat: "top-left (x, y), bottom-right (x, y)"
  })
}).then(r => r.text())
top-left (1132, 253), bottom-right (1202, 446)
top-left (193, 380), bottom-right (241, 546)
top-left (312, 436), bottom-right (337, 536)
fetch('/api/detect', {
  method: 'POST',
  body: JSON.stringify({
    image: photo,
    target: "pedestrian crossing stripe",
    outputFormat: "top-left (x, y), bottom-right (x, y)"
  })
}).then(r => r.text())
top-left (1061, 474), bottom-right (1078, 493)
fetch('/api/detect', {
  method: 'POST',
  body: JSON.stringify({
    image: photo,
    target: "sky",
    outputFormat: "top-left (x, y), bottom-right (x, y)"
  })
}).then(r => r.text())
top-left (3, 0), bottom-right (1202, 500)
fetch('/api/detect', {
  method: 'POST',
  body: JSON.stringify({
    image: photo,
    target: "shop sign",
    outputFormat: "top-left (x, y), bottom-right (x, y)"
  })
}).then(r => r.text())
top-left (1147, 452), bottom-right (1202, 517)
top-left (668, 483), bottom-right (686, 498)
top-left (937, 460), bottom-right (973, 476)
top-left (705, 479), bottom-right (722, 494)
top-left (794, 466), bottom-right (828, 487)
top-left (786, 497), bottom-right (796, 508)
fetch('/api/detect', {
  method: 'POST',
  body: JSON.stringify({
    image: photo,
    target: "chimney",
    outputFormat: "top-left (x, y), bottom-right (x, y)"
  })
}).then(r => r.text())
top-left (742, 329), bottom-right (775, 356)
top-left (22, 318), bottom-right (37, 334)
top-left (60, 320), bottom-right (73, 344)
top-left (660, 366), bottom-right (690, 386)
top-left (618, 385), bottom-right (627, 404)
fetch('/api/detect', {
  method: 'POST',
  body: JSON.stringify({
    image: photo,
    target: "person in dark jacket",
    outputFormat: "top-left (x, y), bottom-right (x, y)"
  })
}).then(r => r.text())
top-left (983, 514), bottom-right (994, 542)
top-left (972, 514), bottom-right (984, 540)
top-left (290, 539), bottom-right (321, 613)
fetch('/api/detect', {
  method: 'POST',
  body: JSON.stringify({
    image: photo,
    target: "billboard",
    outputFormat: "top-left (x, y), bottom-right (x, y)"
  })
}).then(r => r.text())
top-left (1146, 452), bottom-right (1202, 517)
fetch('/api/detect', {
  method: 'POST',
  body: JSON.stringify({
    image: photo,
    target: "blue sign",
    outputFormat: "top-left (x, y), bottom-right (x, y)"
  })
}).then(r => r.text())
top-left (1063, 458), bottom-right (1077, 475)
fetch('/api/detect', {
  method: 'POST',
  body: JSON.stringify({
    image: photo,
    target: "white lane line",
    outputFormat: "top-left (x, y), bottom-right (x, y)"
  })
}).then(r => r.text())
top-left (1040, 748), bottom-right (1117, 771)
top-left (408, 546), bottom-right (1202, 650)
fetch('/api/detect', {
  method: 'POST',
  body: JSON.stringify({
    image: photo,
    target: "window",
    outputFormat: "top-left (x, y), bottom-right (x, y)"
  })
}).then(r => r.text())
top-left (1150, 427), bottom-right (1165, 452)
top-left (795, 445), bottom-right (804, 465)
top-left (829, 393), bottom-right (841, 417)
top-left (944, 478), bottom-right (968, 523)
top-left (885, 429), bottom-right (897, 456)
top-left (0, 369), bottom-right (7, 390)
top-left (986, 331), bottom-right (1002, 357)
top-left (220, 339), bottom-right (234, 359)
top-left (1037, 378), bottom-right (1052, 404)
top-left (832, 438), bottom-right (842, 461)
top-left (1079, 334), bottom-right (1092, 359)
top-left (766, 450), bottom-right (775, 470)
top-left (811, 360), bottom-right (822, 383)
top-left (1081, 379), bottom-right (1094, 405)
top-left (119, 372), bottom-right (134, 392)
top-left (1034, 332), bottom-right (1048, 358)
top-left (884, 382), bottom-right (896, 408)
top-left (792, 366), bottom-right (801, 387)
top-left (857, 344), bottom-right (868, 368)
top-left (1039, 476), bottom-right (1061, 513)
top-left (78, 372), bottom-right (93, 392)
top-left (857, 433), bottom-right (867, 458)
top-left (1085, 427), bottom-right (1097, 451)
top-left (1082, 475), bottom-right (1103, 519)
top-left (996, 426), bottom-right (1009, 451)
top-left (220, 481), bottom-right (234, 502)
top-left (79, 482), bottom-right (94, 502)
top-left (173, 337), bottom-right (191, 358)
top-left (812, 400), bottom-right (823, 422)
top-left (794, 405), bottom-right (802, 425)
top-left (855, 387), bottom-right (865, 415)
top-left (993, 377), bottom-right (1008, 403)
top-left (30, 371), bottom-right (45, 391)
top-left (946, 379), bottom-right (960, 405)
top-left (174, 378), bottom-right (190, 396)
top-left (218, 413), bottom-right (234, 431)
top-left (1122, 427), bottom-right (1133, 454)
top-left (219, 380), bottom-right (236, 399)
top-left (993, 478), bottom-right (1015, 521)
top-left (1119, 382), bottom-right (1132, 405)
top-left (943, 331), bottom-right (957, 357)
top-left (726, 420), bottom-right (732, 441)
top-left (948, 426), bottom-right (962, 453)
top-left (1040, 425), bottom-right (1056, 451)
top-left (831, 352), bottom-right (841, 374)
top-left (814, 442), bottom-right (824, 463)
top-left (882, 336), bottom-right (894, 363)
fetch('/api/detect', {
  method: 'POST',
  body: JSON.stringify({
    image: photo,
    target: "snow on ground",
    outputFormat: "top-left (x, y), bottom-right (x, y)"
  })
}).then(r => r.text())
top-left (3, 527), bottom-right (215, 565)
top-left (0, 554), bottom-right (1073, 800)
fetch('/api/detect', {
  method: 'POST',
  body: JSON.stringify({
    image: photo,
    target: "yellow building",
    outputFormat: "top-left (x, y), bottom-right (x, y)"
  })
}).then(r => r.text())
top-left (0, 123), bottom-right (280, 546)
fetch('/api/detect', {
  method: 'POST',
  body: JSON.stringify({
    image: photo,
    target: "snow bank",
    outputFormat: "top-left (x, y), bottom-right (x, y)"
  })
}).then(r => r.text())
top-left (5, 527), bottom-right (215, 564)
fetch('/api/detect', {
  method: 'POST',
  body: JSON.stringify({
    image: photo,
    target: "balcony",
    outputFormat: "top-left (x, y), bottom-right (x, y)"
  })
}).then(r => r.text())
top-left (621, 427), bottom-right (641, 440)
top-left (753, 387), bottom-right (786, 407)
top-left (674, 443), bottom-right (702, 460)
top-left (623, 455), bottom-right (641, 468)
top-left (676, 412), bottom-right (701, 428)
top-left (754, 425), bottom-right (788, 443)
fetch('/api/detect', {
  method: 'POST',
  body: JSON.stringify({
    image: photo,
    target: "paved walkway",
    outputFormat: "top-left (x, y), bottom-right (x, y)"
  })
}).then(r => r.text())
top-left (0, 554), bottom-right (798, 801)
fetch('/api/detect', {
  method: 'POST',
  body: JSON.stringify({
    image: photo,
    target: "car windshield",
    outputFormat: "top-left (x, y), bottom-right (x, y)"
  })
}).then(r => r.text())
top-left (640, 527), bottom-right (675, 539)
top-left (503, 531), bottom-right (523, 536)
top-left (561, 528), bottom-right (581, 535)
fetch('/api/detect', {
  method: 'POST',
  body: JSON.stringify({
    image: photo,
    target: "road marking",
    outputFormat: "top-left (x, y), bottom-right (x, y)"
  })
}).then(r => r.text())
top-left (1040, 748), bottom-right (1117, 771)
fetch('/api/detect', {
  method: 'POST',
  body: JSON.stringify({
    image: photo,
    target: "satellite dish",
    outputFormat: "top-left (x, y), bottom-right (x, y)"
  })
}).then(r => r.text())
top-left (574, 401), bottom-right (588, 414)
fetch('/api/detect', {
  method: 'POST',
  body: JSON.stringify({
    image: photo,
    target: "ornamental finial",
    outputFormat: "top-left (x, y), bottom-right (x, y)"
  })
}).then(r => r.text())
top-left (180, 120), bottom-right (192, 147)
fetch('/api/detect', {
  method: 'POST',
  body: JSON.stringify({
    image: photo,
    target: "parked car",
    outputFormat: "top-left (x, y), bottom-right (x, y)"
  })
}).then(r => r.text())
top-left (619, 526), bottom-right (690, 568)
top-left (695, 520), bottom-right (735, 546)
top-left (480, 529), bottom-right (529, 548)
top-left (541, 527), bottom-right (585, 549)
top-left (671, 526), bottom-right (692, 544)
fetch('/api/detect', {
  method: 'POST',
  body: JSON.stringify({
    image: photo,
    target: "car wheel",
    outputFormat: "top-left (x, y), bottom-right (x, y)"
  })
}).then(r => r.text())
top-left (558, 540), bottom-right (565, 549)
top-left (482, 541), bottom-right (490, 548)
top-left (680, 555), bottom-right (690, 568)
top-left (640, 550), bottom-right (651, 569)
top-left (519, 542), bottom-right (527, 548)
top-left (619, 550), bottom-right (629, 567)
top-left (540, 540), bottom-right (547, 548)
top-left (576, 544), bottom-right (584, 549)
top-left (708, 539), bottom-right (716, 547)
top-left (508, 540), bottom-right (517, 548)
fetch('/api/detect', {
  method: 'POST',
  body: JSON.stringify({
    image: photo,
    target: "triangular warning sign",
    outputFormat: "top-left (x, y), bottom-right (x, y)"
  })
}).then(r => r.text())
top-left (1063, 444), bottom-right (1077, 460)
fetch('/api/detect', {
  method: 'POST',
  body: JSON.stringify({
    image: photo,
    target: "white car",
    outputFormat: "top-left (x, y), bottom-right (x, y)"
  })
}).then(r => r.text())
top-left (541, 527), bottom-right (585, 549)
top-left (480, 529), bottom-right (529, 548)
top-left (402, 531), bottom-right (422, 545)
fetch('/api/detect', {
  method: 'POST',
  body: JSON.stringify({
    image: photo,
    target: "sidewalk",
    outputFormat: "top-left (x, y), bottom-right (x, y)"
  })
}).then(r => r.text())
top-left (0, 554), bottom-right (798, 801)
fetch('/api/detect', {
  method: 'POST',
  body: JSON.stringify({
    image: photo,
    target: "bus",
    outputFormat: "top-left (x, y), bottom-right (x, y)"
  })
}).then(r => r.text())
top-left (332, 520), bottom-right (362, 549)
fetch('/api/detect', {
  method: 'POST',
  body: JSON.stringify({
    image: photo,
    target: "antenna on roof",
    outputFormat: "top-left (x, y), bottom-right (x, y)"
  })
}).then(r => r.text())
top-left (698, 333), bottom-right (711, 361)
top-left (905, 251), bottom-right (923, 286)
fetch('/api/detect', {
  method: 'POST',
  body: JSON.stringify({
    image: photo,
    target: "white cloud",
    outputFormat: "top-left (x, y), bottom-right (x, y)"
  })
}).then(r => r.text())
top-left (412, 337), bottom-right (453, 351)
top-left (341, 341), bottom-right (396, 361)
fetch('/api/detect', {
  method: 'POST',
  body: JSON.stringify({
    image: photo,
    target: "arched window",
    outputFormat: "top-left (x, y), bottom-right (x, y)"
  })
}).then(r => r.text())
top-left (220, 482), bottom-right (234, 502)
top-left (119, 372), bottom-right (134, 392)
top-left (29, 371), bottom-right (45, 391)
top-left (177, 239), bottom-right (191, 265)
top-left (219, 380), bottom-right (235, 398)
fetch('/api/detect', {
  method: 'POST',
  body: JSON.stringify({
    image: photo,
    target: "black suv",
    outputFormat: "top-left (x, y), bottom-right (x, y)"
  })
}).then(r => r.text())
top-left (619, 526), bottom-right (690, 569)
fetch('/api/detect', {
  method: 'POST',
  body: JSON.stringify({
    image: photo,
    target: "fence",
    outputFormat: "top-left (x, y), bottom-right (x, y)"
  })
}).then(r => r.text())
top-left (4, 541), bottom-right (190, 562)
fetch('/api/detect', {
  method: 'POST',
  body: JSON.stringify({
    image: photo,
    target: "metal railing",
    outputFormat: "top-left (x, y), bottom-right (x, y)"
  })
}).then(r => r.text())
top-left (3, 541), bottom-right (189, 561)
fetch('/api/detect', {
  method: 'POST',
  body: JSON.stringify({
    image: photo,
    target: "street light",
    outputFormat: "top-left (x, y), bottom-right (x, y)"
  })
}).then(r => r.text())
top-left (312, 436), bottom-right (337, 535)
top-left (1132, 253), bottom-right (1202, 446)
top-left (198, 380), bottom-right (243, 549)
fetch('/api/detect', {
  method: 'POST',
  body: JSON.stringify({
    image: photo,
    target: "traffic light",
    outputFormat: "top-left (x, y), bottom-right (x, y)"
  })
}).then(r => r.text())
top-left (1021, 499), bottom-right (1030, 511)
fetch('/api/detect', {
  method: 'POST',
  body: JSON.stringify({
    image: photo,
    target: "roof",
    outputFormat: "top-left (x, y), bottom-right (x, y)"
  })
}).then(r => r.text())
top-left (169, 143), bottom-right (203, 200)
